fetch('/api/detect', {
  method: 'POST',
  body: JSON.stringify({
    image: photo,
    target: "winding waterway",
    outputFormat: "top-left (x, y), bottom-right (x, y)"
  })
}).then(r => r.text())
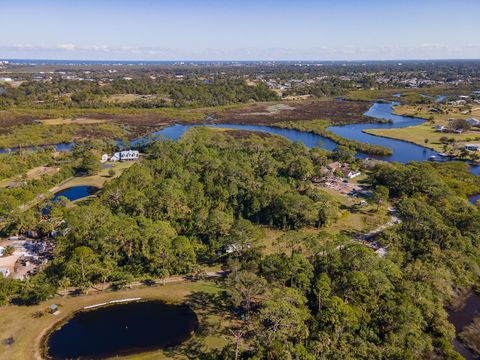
top-left (328, 102), bottom-right (439, 162)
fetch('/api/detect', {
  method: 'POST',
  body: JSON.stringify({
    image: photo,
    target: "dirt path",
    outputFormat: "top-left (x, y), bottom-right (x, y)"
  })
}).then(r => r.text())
top-left (353, 207), bottom-right (401, 256)
top-left (58, 270), bottom-right (228, 298)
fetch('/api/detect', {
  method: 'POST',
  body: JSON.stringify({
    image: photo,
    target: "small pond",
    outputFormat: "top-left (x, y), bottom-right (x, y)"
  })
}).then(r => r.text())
top-left (42, 186), bottom-right (99, 215)
top-left (46, 300), bottom-right (198, 359)
top-left (51, 186), bottom-right (99, 203)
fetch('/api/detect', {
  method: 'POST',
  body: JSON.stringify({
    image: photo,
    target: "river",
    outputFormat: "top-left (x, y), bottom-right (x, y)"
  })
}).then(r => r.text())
top-left (4, 101), bottom-right (479, 358)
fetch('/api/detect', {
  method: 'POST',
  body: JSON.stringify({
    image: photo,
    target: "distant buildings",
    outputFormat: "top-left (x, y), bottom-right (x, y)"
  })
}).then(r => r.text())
top-left (326, 162), bottom-right (361, 179)
top-left (466, 117), bottom-right (480, 127)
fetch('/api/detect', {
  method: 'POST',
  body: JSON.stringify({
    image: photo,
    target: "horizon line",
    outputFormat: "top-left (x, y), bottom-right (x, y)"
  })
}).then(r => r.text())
top-left (3, 58), bottom-right (480, 64)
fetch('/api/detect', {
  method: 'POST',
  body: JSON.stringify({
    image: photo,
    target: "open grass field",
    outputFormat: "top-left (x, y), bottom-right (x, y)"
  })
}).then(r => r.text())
top-left (365, 124), bottom-right (480, 153)
top-left (0, 166), bottom-right (61, 189)
top-left (19, 161), bottom-right (136, 212)
top-left (49, 161), bottom-right (135, 194)
top-left (0, 281), bottom-right (230, 360)
top-left (38, 118), bottom-right (107, 126)
top-left (345, 86), bottom-right (477, 104)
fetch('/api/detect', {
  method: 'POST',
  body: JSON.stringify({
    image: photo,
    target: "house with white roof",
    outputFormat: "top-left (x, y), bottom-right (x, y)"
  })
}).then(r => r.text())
top-left (466, 118), bottom-right (480, 127)
top-left (110, 150), bottom-right (140, 162)
top-left (465, 144), bottom-right (480, 152)
top-left (0, 267), bottom-right (10, 277)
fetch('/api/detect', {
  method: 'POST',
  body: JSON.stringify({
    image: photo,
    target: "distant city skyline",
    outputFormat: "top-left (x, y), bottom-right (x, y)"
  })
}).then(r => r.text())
top-left (1, 0), bottom-right (480, 61)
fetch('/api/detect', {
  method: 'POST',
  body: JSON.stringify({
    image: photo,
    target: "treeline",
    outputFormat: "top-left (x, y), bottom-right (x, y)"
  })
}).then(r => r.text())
top-left (0, 78), bottom-right (278, 109)
top-left (208, 160), bottom-right (480, 359)
top-left (275, 119), bottom-right (393, 156)
top-left (0, 149), bottom-right (53, 181)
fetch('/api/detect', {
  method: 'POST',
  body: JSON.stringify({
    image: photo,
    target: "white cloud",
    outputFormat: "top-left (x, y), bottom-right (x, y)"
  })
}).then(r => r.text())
top-left (0, 43), bottom-right (479, 60)
top-left (57, 44), bottom-right (76, 51)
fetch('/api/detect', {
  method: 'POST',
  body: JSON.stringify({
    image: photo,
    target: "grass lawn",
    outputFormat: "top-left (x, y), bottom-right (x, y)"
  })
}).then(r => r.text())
top-left (364, 123), bottom-right (479, 152)
top-left (50, 161), bottom-right (135, 193)
top-left (325, 204), bottom-right (390, 237)
top-left (20, 161), bottom-right (136, 211)
top-left (0, 166), bottom-right (60, 189)
top-left (38, 118), bottom-right (107, 126)
top-left (0, 281), bottom-right (231, 360)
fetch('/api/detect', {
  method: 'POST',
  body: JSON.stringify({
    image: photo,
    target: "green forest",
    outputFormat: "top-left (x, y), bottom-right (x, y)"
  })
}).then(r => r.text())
top-left (0, 78), bottom-right (279, 109)
top-left (1, 128), bottom-right (479, 359)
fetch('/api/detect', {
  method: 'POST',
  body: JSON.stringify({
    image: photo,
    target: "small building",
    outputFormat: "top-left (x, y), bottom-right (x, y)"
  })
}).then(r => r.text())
top-left (100, 154), bottom-right (109, 163)
top-left (465, 144), bottom-right (480, 152)
top-left (110, 150), bottom-right (139, 162)
top-left (434, 125), bottom-right (447, 132)
top-left (0, 267), bottom-right (10, 278)
top-left (49, 304), bottom-right (59, 314)
top-left (466, 118), bottom-right (480, 127)
top-left (343, 169), bottom-right (361, 179)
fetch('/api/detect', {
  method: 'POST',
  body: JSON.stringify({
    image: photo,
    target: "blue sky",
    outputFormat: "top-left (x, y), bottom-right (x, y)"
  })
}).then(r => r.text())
top-left (1, 0), bottom-right (479, 60)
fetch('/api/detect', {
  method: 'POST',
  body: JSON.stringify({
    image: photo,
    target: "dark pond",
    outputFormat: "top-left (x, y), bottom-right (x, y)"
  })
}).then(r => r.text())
top-left (447, 293), bottom-right (480, 360)
top-left (46, 300), bottom-right (198, 359)
top-left (42, 186), bottom-right (99, 215)
top-left (51, 186), bottom-right (99, 202)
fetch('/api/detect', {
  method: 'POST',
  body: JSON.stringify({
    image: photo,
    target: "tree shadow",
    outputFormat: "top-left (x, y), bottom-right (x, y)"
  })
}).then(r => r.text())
top-left (163, 290), bottom-right (235, 359)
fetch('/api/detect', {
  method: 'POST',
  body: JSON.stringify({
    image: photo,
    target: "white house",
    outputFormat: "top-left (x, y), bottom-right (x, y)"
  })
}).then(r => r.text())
top-left (465, 144), bottom-right (480, 152)
top-left (345, 171), bottom-right (361, 179)
top-left (434, 125), bottom-right (447, 132)
top-left (110, 150), bottom-right (140, 162)
top-left (0, 267), bottom-right (10, 277)
top-left (466, 118), bottom-right (480, 127)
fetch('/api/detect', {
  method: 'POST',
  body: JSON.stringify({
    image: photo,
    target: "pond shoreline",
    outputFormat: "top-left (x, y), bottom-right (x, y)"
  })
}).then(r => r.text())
top-left (39, 297), bottom-right (199, 359)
